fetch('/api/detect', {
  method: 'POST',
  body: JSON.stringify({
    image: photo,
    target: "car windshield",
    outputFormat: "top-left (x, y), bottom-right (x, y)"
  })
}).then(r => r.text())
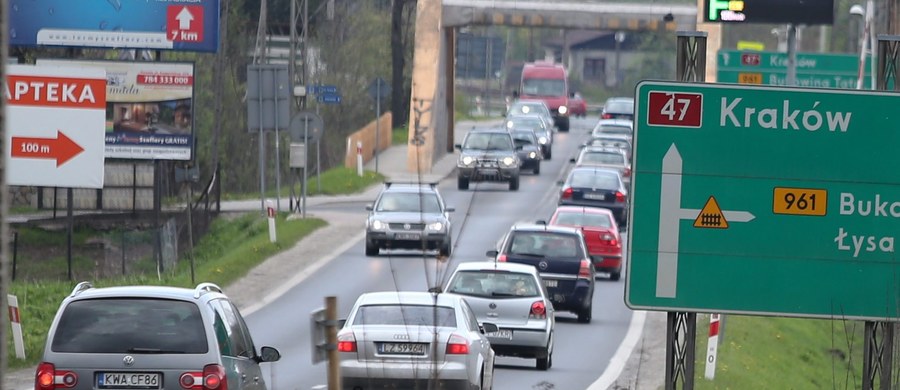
top-left (447, 270), bottom-right (540, 298)
top-left (507, 117), bottom-right (544, 132)
top-left (51, 298), bottom-right (208, 354)
top-left (377, 192), bottom-right (441, 213)
top-left (596, 125), bottom-right (632, 135)
top-left (507, 231), bottom-right (580, 258)
top-left (580, 151), bottom-right (625, 165)
top-left (554, 211), bottom-right (613, 228)
top-left (353, 304), bottom-right (456, 327)
top-left (510, 103), bottom-right (546, 116)
top-left (464, 133), bottom-right (514, 151)
top-left (511, 131), bottom-right (535, 145)
top-left (522, 79), bottom-right (566, 96)
top-left (569, 171), bottom-right (619, 189)
top-left (606, 100), bottom-right (634, 114)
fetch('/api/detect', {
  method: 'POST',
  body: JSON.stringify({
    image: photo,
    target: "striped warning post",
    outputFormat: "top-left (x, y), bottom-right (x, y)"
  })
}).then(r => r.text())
top-left (7, 294), bottom-right (26, 359)
top-left (704, 313), bottom-right (721, 379)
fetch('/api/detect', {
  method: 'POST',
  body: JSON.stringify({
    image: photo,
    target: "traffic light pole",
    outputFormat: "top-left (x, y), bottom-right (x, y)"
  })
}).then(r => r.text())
top-left (665, 31), bottom-right (707, 390)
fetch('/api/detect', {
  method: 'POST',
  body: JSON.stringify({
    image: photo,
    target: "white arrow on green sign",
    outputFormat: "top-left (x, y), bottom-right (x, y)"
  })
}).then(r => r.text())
top-left (626, 80), bottom-right (900, 320)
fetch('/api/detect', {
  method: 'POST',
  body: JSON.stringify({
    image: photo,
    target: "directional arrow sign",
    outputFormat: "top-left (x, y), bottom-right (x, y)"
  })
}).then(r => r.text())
top-left (627, 81), bottom-right (900, 321)
top-left (11, 131), bottom-right (85, 167)
top-left (5, 65), bottom-right (106, 188)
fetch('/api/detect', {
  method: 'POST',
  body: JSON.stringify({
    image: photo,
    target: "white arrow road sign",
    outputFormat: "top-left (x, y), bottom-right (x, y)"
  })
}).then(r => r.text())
top-left (656, 144), bottom-right (756, 298)
top-left (176, 7), bottom-right (194, 30)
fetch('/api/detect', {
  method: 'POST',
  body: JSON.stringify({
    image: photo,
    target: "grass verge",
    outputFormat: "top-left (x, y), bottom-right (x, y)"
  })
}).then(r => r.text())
top-left (692, 314), bottom-right (866, 388)
top-left (222, 166), bottom-right (384, 201)
top-left (6, 213), bottom-right (326, 369)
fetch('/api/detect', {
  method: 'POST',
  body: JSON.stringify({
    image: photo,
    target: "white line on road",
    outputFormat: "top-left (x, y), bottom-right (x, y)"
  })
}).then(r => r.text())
top-left (587, 310), bottom-right (648, 390)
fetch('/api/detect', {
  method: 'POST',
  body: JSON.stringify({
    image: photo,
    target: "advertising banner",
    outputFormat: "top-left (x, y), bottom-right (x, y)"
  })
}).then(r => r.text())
top-left (9, 0), bottom-right (219, 52)
top-left (38, 59), bottom-right (194, 160)
top-left (5, 64), bottom-right (107, 188)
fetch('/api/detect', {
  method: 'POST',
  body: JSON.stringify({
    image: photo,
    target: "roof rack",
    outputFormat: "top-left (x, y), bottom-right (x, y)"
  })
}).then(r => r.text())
top-left (69, 281), bottom-right (93, 297)
top-left (385, 181), bottom-right (437, 188)
top-left (193, 282), bottom-right (224, 298)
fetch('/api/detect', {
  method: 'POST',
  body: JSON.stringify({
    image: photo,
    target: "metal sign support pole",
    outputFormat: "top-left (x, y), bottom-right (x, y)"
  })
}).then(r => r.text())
top-left (66, 187), bottom-right (74, 281)
top-left (786, 24), bottom-right (798, 86)
top-left (375, 85), bottom-right (381, 173)
top-left (302, 119), bottom-right (308, 218)
top-left (665, 30), bottom-right (707, 390)
top-left (274, 89), bottom-right (282, 212)
top-left (861, 34), bottom-right (900, 390)
top-left (316, 140), bottom-right (321, 190)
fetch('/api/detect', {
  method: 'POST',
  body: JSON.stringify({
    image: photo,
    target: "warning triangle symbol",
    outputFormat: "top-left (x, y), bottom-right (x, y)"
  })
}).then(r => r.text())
top-left (693, 196), bottom-right (728, 229)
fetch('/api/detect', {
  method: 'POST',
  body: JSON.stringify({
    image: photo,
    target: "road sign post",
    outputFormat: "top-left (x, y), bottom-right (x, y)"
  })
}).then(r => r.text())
top-left (628, 81), bottom-right (900, 321)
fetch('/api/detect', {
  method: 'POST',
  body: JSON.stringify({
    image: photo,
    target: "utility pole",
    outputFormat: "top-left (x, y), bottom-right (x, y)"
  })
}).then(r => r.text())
top-left (325, 296), bottom-right (340, 390)
top-left (0, 0), bottom-right (10, 381)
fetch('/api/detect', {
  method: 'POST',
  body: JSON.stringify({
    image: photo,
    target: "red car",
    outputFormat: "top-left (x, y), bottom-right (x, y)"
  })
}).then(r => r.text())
top-left (548, 206), bottom-right (623, 280)
top-left (569, 93), bottom-right (588, 117)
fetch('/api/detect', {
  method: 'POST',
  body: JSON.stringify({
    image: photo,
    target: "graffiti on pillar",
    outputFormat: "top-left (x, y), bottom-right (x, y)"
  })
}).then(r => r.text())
top-left (410, 98), bottom-right (432, 147)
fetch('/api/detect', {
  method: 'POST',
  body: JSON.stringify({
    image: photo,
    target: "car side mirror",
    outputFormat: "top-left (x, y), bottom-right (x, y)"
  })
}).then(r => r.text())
top-left (535, 220), bottom-right (547, 225)
top-left (481, 322), bottom-right (499, 334)
top-left (516, 145), bottom-right (524, 151)
top-left (556, 180), bottom-right (565, 186)
top-left (446, 207), bottom-right (455, 212)
top-left (570, 92), bottom-right (576, 98)
top-left (258, 346), bottom-right (281, 363)
top-left (569, 158), bottom-right (576, 163)
top-left (455, 144), bottom-right (463, 150)
top-left (486, 249), bottom-right (499, 258)
top-left (365, 205), bottom-right (373, 211)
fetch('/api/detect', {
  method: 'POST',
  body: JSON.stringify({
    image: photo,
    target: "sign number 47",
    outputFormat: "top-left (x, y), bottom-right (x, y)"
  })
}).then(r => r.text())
top-left (647, 91), bottom-right (703, 128)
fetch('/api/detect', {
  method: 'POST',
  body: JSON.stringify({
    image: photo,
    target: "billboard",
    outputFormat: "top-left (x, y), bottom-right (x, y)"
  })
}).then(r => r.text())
top-left (5, 64), bottom-right (107, 188)
top-left (9, 0), bottom-right (219, 52)
top-left (704, 0), bottom-right (834, 25)
top-left (38, 59), bottom-right (194, 160)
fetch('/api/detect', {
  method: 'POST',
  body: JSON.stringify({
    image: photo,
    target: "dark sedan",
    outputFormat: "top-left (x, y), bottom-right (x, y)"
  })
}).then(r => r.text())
top-left (510, 128), bottom-right (543, 174)
top-left (558, 167), bottom-right (629, 226)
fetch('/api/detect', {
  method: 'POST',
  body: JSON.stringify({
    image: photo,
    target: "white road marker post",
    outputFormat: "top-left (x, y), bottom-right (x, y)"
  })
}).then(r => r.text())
top-left (267, 200), bottom-right (277, 243)
top-left (356, 141), bottom-right (364, 177)
top-left (705, 313), bottom-right (722, 379)
top-left (7, 294), bottom-right (26, 359)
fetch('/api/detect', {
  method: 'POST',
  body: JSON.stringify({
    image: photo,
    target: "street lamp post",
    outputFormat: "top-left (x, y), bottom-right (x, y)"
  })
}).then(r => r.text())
top-left (851, 1), bottom-right (875, 90)
top-left (614, 31), bottom-right (625, 87)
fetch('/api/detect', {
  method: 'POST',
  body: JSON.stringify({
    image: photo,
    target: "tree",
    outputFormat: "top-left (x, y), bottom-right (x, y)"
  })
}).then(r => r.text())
top-left (391, 0), bottom-right (416, 129)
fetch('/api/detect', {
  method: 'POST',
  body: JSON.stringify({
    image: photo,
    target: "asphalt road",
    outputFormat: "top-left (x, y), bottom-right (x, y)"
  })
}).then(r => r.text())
top-left (244, 117), bottom-right (635, 390)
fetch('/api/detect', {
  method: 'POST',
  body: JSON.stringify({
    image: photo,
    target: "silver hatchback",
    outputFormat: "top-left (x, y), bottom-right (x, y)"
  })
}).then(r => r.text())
top-left (338, 291), bottom-right (496, 390)
top-left (444, 262), bottom-right (555, 370)
top-left (37, 282), bottom-right (280, 390)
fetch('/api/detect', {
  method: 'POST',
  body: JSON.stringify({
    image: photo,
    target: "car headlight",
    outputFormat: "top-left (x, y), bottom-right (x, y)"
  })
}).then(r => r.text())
top-left (371, 220), bottom-right (387, 230)
top-left (558, 105), bottom-right (568, 114)
top-left (460, 156), bottom-right (475, 166)
top-left (426, 222), bottom-right (444, 231)
top-left (522, 106), bottom-right (531, 114)
top-left (528, 151), bottom-right (537, 159)
top-left (538, 136), bottom-right (548, 145)
top-left (506, 121), bottom-right (514, 129)
top-left (501, 156), bottom-right (516, 167)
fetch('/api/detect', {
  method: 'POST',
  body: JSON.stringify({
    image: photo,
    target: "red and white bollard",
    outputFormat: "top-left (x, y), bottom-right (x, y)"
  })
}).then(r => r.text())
top-left (7, 294), bottom-right (26, 359)
top-left (356, 141), bottom-right (364, 177)
top-left (266, 200), bottom-right (277, 243)
top-left (704, 313), bottom-right (721, 379)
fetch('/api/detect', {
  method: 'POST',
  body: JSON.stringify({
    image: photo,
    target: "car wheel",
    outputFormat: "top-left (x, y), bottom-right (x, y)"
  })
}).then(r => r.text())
top-left (533, 163), bottom-right (540, 175)
top-left (439, 239), bottom-right (452, 257)
top-left (559, 119), bottom-right (570, 132)
top-left (365, 241), bottom-right (379, 257)
top-left (610, 270), bottom-right (621, 281)
top-left (509, 176), bottom-right (520, 191)
top-left (458, 176), bottom-right (469, 190)
top-left (545, 149), bottom-right (552, 160)
top-left (577, 304), bottom-right (592, 324)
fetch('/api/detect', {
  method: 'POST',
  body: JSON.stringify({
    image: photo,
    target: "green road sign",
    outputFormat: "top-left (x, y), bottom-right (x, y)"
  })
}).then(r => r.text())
top-left (627, 80), bottom-right (900, 321)
top-left (717, 50), bottom-right (872, 89)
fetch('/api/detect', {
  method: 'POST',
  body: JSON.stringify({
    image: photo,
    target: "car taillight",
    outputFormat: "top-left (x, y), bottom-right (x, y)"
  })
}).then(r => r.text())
top-left (202, 364), bottom-right (227, 390)
top-left (561, 187), bottom-right (573, 199)
top-left (446, 334), bottom-right (470, 355)
top-left (615, 191), bottom-right (626, 203)
top-left (497, 254), bottom-right (508, 262)
top-left (601, 233), bottom-right (619, 246)
top-left (338, 332), bottom-right (357, 352)
top-left (624, 167), bottom-right (631, 177)
top-left (530, 301), bottom-right (547, 319)
top-left (35, 363), bottom-right (77, 390)
top-left (578, 259), bottom-right (593, 279)
top-left (602, 113), bottom-right (613, 119)
top-left (180, 372), bottom-right (203, 389)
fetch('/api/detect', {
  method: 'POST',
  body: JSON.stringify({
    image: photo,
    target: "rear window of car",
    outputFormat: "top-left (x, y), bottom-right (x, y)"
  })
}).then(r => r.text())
top-left (447, 270), bottom-right (540, 298)
top-left (506, 231), bottom-right (581, 258)
top-left (605, 100), bottom-right (634, 114)
top-left (581, 151), bottom-right (625, 165)
top-left (596, 125), bottom-right (632, 135)
top-left (569, 171), bottom-right (619, 189)
top-left (553, 212), bottom-right (613, 228)
top-left (51, 298), bottom-right (208, 354)
top-left (353, 305), bottom-right (457, 327)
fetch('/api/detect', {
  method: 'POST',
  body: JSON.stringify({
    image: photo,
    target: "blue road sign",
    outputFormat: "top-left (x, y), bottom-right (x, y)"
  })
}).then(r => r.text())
top-left (317, 93), bottom-right (342, 104)
top-left (308, 85), bottom-right (338, 95)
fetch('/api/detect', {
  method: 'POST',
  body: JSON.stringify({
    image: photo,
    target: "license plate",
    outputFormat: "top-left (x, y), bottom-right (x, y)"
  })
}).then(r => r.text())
top-left (583, 193), bottom-right (606, 200)
top-left (98, 372), bottom-right (161, 389)
top-left (487, 329), bottom-right (513, 340)
top-left (378, 342), bottom-right (427, 355)
top-left (478, 169), bottom-right (499, 175)
top-left (396, 233), bottom-right (420, 240)
top-left (544, 279), bottom-right (558, 288)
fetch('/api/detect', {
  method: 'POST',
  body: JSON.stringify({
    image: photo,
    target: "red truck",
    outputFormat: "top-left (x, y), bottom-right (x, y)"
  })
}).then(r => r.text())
top-left (517, 61), bottom-right (572, 132)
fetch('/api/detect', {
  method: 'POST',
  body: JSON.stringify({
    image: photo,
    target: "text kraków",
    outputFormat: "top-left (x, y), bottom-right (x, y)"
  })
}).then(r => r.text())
top-left (720, 98), bottom-right (852, 132)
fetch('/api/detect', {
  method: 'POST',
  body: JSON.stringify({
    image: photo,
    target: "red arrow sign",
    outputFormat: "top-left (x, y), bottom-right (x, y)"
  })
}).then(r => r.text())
top-left (11, 131), bottom-right (85, 167)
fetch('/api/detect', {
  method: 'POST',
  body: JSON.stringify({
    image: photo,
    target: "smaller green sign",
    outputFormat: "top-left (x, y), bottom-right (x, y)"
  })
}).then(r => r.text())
top-left (717, 50), bottom-right (872, 89)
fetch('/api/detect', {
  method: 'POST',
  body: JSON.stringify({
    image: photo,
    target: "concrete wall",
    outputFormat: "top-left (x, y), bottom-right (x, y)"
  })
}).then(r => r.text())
top-left (344, 112), bottom-right (393, 168)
